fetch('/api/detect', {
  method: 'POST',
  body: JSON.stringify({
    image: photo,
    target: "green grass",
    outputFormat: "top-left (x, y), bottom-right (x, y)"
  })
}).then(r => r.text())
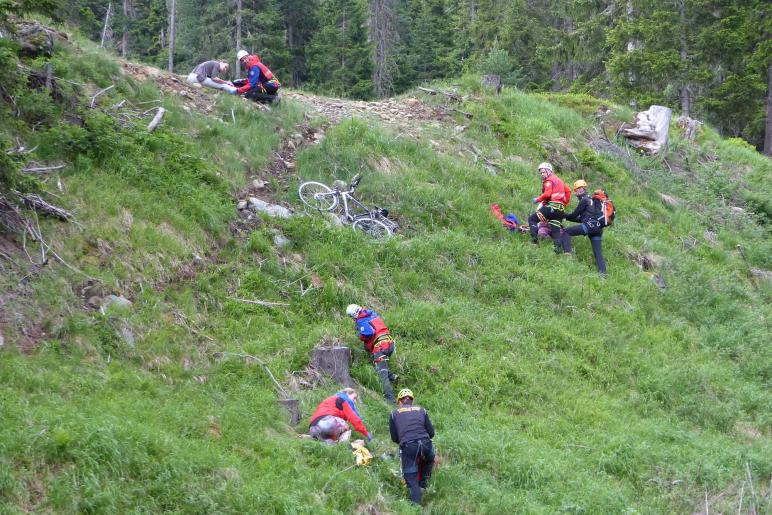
top-left (0, 25), bottom-right (770, 514)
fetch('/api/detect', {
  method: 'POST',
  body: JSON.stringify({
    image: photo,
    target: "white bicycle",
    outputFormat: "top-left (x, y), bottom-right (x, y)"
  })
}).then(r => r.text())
top-left (298, 174), bottom-right (397, 238)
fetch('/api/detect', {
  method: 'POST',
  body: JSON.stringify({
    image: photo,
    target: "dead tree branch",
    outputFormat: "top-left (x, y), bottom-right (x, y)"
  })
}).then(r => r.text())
top-left (21, 164), bottom-right (66, 174)
top-left (228, 296), bottom-right (289, 307)
top-left (89, 85), bottom-right (115, 108)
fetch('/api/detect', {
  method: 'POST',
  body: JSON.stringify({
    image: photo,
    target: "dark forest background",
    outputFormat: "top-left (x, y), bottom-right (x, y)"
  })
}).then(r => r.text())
top-left (53, 0), bottom-right (772, 153)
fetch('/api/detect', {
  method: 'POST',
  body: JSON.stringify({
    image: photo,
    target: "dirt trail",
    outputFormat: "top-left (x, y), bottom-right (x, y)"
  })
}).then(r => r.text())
top-left (119, 61), bottom-right (461, 131)
top-left (283, 90), bottom-right (457, 131)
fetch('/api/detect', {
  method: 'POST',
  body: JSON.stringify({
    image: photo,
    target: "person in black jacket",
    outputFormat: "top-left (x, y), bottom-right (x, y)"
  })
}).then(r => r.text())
top-left (389, 388), bottom-right (435, 505)
top-left (561, 180), bottom-right (607, 275)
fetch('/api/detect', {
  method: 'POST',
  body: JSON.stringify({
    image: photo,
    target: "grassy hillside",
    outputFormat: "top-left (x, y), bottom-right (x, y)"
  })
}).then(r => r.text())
top-left (1, 23), bottom-right (770, 514)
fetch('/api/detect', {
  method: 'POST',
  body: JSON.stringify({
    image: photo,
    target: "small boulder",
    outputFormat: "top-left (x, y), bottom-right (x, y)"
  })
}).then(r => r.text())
top-left (750, 268), bottom-right (772, 281)
top-left (252, 179), bottom-right (267, 189)
top-left (273, 233), bottom-right (291, 249)
top-left (103, 294), bottom-right (132, 310)
top-left (659, 193), bottom-right (681, 207)
top-left (118, 326), bottom-right (136, 347)
top-left (247, 197), bottom-right (292, 218)
top-left (236, 200), bottom-right (248, 210)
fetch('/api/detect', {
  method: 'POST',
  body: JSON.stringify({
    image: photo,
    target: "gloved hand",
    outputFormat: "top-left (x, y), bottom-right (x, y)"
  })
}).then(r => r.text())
top-left (367, 433), bottom-right (373, 442)
top-left (532, 197), bottom-right (539, 204)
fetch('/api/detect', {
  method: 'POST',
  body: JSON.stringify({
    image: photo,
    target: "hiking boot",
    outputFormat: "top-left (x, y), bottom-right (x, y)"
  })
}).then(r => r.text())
top-left (389, 373), bottom-right (399, 383)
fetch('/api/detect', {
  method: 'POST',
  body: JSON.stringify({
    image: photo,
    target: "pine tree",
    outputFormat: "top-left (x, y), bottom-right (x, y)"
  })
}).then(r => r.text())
top-left (393, 0), bottom-right (454, 92)
top-left (307, 0), bottom-right (373, 99)
top-left (279, 0), bottom-right (319, 87)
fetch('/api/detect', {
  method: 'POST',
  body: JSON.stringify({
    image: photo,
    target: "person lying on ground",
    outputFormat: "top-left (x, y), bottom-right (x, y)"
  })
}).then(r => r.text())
top-left (185, 60), bottom-right (237, 94)
top-left (561, 179), bottom-right (607, 275)
top-left (234, 50), bottom-right (281, 104)
top-left (308, 388), bottom-right (371, 444)
top-left (347, 303), bottom-right (398, 403)
top-left (389, 388), bottom-right (436, 505)
top-left (527, 162), bottom-right (572, 252)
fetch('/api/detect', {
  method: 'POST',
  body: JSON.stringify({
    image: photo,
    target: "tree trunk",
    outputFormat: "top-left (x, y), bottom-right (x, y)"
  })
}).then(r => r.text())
top-left (678, 0), bottom-right (691, 117)
top-left (235, 0), bottom-right (242, 77)
top-left (121, 0), bottom-right (128, 57)
top-left (765, 62), bottom-right (772, 156)
top-left (167, 0), bottom-right (175, 72)
top-left (100, 3), bottom-right (112, 48)
top-left (369, 0), bottom-right (396, 97)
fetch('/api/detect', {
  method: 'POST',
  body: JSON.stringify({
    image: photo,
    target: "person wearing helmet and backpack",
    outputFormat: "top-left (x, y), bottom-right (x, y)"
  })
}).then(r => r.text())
top-left (233, 50), bottom-right (281, 104)
top-left (527, 162), bottom-right (572, 251)
top-left (346, 304), bottom-right (397, 403)
top-left (390, 388), bottom-right (436, 505)
top-left (560, 179), bottom-right (608, 275)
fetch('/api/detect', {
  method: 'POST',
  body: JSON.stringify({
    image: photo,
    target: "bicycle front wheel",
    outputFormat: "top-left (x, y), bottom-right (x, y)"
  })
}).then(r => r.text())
top-left (352, 217), bottom-right (392, 238)
top-left (298, 181), bottom-right (338, 211)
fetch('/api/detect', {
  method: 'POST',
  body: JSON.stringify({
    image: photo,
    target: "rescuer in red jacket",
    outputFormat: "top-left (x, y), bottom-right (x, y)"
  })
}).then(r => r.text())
top-left (527, 162), bottom-right (572, 250)
top-left (308, 388), bottom-right (371, 444)
top-left (234, 50), bottom-right (281, 104)
top-left (347, 304), bottom-right (397, 403)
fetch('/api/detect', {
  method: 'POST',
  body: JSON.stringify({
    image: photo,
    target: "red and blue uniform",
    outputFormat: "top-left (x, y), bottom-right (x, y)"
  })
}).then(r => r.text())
top-left (355, 308), bottom-right (393, 354)
top-left (309, 392), bottom-right (369, 438)
top-left (236, 55), bottom-right (280, 96)
top-left (354, 308), bottom-right (397, 402)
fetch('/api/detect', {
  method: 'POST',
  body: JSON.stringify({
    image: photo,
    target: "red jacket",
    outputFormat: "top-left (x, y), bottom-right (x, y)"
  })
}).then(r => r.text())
top-left (236, 55), bottom-right (279, 95)
top-left (535, 174), bottom-right (572, 206)
top-left (309, 394), bottom-right (369, 437)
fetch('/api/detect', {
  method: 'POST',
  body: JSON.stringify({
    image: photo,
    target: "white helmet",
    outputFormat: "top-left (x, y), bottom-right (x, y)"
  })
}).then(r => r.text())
top-left (537, 162), bottom-right (553, 173)
top-left (236, 50), bottom-right (249, 61)
top-left (346, 304), bottom-right (362, 318)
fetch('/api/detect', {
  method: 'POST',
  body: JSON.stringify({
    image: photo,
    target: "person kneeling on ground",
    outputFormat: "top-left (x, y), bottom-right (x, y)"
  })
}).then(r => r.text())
top-left (234, 50), bottom-right (281, 104)
top-left (561, 179), bottom-right (607, 275)
top-left (347, 303), bottom-right (398, 403)
top-left (390, 388), bottom-right (435, 505)
top-left (527, 162), bottom-right (572, 251)
top-left (308, 388), bottom-right (371, 444)
top-left (186, 60), bottom-right (237, 94)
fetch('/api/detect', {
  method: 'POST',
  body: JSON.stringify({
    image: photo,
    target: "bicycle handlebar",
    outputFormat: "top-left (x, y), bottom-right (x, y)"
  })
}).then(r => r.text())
top-left (349, 174), bottom-right (362, 190)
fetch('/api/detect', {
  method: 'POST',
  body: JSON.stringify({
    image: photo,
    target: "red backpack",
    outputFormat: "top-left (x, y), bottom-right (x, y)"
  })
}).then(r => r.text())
top-left (591, 189), bottom-right (616, 227)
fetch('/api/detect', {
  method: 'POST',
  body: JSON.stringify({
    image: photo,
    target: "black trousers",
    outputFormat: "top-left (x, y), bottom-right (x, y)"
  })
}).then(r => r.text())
top-left (561, 223), bottom-right (607, 274)
top-left (400, 439), bottom-right (435, 504)
top-left (528, 204), bottom-right (563, 245)
top-left (244, 87), bottom-right (280, 104)
top-left (373, 343), bottom-right (396, 402)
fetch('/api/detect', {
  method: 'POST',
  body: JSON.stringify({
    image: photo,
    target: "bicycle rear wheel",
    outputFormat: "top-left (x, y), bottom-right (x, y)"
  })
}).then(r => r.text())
top-left (352, 217), bottom-right (392, 238)
top-left (298, 181), bottom-right (338, 211)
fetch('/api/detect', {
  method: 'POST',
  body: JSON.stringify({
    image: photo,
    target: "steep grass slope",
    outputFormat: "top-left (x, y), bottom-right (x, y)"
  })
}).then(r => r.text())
top-left (1, 25), bottom-right (770, 514)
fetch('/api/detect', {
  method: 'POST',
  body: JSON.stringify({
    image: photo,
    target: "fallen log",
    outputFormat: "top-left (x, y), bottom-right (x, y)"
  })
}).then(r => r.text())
top-left (16, 192), bottom-right (73, 221)
top-left (147, 107), bottom-right (166, 132)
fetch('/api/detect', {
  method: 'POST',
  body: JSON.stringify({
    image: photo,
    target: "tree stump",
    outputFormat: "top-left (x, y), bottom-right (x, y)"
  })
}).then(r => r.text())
top-left (311, 346), bottom-right (353, 386)
top-left (278, 398), bottom-right (301, 426)
top-left (621, 105), bottom-right (672, 155)
top-left (482, 75), bottom-right (502, 95)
